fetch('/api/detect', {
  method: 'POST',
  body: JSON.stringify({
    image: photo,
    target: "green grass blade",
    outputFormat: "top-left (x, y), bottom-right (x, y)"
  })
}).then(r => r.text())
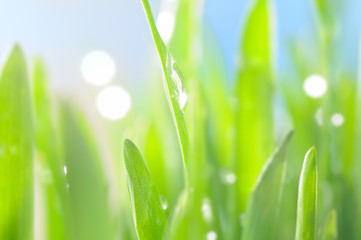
top-left (59, 103), bottom-right (112, 240)
top-left (0, 45), bottom-right (34, 240)
top-left (32, 60), bottom-right (72, 239)
top-left (140, 0), bottom-right (190, 174)
top-left (242, 130), bottom-right (293, 240)
top-left (321, 209), bottom-right (337, 240)
top-left (123, 139), bottom-right (169, 240)
top-left (295, 147), bottom-right (318, 240)
top-left (236, 0), bottom-right (274, 210)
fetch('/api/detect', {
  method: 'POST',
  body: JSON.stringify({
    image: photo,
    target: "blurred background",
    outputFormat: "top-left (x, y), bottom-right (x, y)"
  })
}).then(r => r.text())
top-left (1, 0), bottom-right (360, 95)
top-left (2, 0), bottom-right (361, 239)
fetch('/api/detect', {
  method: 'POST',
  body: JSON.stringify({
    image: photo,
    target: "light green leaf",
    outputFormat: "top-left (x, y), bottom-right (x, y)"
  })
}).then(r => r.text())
top-left (295, 147), bottom-right (318, 240)
top-left (242, 130), bottom-right (293, 240)
top-left (236, 0), bottom-right (274, 211)
top-left (0, 44), bottom-right (34, 240)
top-left (140, 0), bottom-right (190, 174)
top-left (123, 139), bottom-right (169, 240)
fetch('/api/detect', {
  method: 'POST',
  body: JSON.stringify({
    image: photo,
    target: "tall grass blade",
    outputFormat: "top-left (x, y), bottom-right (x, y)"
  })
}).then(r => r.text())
top-left (242, 130), bottom-right (293, 240)
top-left (123, 139), bottom-right (169, 240)
top-left (295, 147), bottom-right (318, 240)
top-left (0, 45), bottom-right (34, 240)
top-left (140, 0), bottom-right (190, 174)
top-left (32, 60), bottom-right (72, 239)
top-left (236, 0), bottom-right (274, 210)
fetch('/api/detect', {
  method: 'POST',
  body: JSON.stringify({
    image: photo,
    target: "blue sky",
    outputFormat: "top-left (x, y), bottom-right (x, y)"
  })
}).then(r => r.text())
top-left (0, 0), bottom-right (360, 92)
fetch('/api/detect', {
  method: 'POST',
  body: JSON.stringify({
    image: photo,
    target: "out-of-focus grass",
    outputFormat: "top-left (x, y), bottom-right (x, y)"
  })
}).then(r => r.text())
top-left (0, 0), bottom-right (361, 239)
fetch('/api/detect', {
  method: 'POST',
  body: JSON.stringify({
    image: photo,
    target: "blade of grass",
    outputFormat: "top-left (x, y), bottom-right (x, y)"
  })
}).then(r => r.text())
top-left (140, 0), bottom-right (190, 178)
top-left (236, 0), bottom-right (274, 211)
top-left (0, 44), bottom-right (34, 240)
top-left (59, 102), bottom-right (112, 240)
top-left (242, 130), bottom-right (293, 240)
top-left (32, 59), bottom-right (74, 240)
top-left (295, 147), bottom-right (318, 240)
top-left (123, 139), bottom-right (169, 240)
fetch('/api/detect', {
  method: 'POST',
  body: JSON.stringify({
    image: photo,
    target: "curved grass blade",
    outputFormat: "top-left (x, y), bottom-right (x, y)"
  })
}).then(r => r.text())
top-left (123, 139), bottom-right (169, 240)
top-left (140, 0), bottom-right (190, 175)
top-left (242, 130), bottom-right (293, 240)
top-left (236, 0), bottom-right (274, 210)
top-left (295, 147), bottom-right (318, 240)
top-left (59, 103), bottom-right (112, 240)
top-left (0, 45), bottom-right (34, 240)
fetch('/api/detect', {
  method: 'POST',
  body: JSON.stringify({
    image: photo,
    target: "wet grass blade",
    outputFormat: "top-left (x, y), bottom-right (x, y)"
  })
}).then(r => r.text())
top-left (295, 147), bottom-right (318, 240)
top-left (123, 139), bottom-right (169, 240)
top-left (59, 103), bottom-right (112, 240)
top-left (242, 131), bottom-right (293, 240)
top-left (140, 0), bottom-right (190, 174)
top-left (236, 0), bottom-right (274, 210)
top-left (0, 45), bottom-right (34, 240)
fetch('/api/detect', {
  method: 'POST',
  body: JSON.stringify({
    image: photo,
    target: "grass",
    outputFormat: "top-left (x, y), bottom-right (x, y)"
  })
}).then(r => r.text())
top-left (0, 0), bottom-right (360, 239)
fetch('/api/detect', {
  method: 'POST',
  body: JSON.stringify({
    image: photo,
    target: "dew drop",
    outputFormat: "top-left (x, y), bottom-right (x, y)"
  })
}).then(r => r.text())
top-left (67, 184), bottom-right (70, 189)
top-left (201, 198), bottom-right (213, 222)
top-left (64, 165), bottom-right (68, 175)
top-left (207, 231), bottom-right (217, 240)
top-left (159, 195), bottom-right (168, 210)
top-left (331, 113), bottom-right (344, 127)
top-left (167, 55), bottom-right (188, 112)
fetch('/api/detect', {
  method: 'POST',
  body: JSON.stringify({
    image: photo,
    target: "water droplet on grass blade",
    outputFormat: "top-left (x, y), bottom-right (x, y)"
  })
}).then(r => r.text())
top-left (159, 195), bottom-right (168, 210)
top-left (64, 165), bottom-right (68, 175)
top-left (207, 231), bottom-right (217, 240)
top-left (167, 55), bottom-right (188, 112)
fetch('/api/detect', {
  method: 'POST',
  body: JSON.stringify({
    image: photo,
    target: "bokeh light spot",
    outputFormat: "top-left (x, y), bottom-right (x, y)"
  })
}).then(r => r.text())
top-left (81, 50), bottom-right (116, 86)
top-left (303, 75), bottom-right (327, 98)
top-left (156, 11), bottom-right (175, 43)
top-left (96, 86), bottom-right (131, 121)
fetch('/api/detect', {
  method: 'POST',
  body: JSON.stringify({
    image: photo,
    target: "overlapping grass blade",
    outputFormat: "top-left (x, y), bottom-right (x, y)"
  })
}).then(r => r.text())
top-left (140, 0), bottom-right (190, 173)
top-left (0, 45), bottom-right (34, 240)
top-left (295, 147), bottom-right (318, 240)
top-left (58, 103), bottom-right (112, 240)
top-left (236, 0), bottom-right (274, 210)
top-left (242, 130), bottom-right (293, 240)
top-left (123, 139), bottom-right (169, 240)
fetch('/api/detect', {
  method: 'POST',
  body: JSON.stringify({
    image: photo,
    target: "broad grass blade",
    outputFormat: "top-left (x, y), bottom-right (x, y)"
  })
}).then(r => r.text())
top-left (242, 131), bottom-right (293, 240)
top-left (123, 139), bottom-right (169, 240)
top-left (0, 45), bottom-right (34, 240)
top-left (295, 147), bottom-right (318, 240)
top-left (236, 0), bottom-right (274, 210)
